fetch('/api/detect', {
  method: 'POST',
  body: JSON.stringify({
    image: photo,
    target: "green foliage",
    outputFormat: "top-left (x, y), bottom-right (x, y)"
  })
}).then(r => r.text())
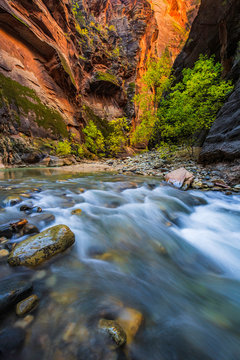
top-left (72, 1), bottom-right (85, 25)
top-left (83, 121), bottom-right (105, 156)
top-left (56, 140), bottom-right (72, 156)
top-left (108, 25), bottom-right (116, 32)
top-left (105, 118), bottom-right (129, 156)
top-left (76, 25), bottom-right (89, 37)
top-left (76, 144), bottom-right (87, 158)
top-left (0, 73), bottom-right (68, 138)
top-left (153, 55), bottom-right (234, 147)
top-left (131, 49), bottom-right (173, 146)
top-left (112, 47), bottom-right (120, 58)
top-left (82, 105), bottom-right (129, 157)
top-left (95, 71), bottom-right (120, 86)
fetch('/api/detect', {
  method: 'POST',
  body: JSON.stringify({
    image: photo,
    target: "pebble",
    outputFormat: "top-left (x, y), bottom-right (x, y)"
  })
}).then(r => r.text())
top-left (14, 315), bottom-right (34, 329)
top-left (98, 319), bottom-right (127, 348)
top-left (0, 249), bottom-right (9, 258)
top-left (16, 294), bottom-right (39, 316)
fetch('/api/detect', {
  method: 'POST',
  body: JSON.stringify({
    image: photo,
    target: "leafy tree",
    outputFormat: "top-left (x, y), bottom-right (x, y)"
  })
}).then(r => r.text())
top-left (131, 49), bottom-right (173, 146)
top-left (83, 121), bottom-right (105, 156)
top-left (152, 55), bottom-right (234, 147)
top-left (105, 117), bottom-right (129, 156)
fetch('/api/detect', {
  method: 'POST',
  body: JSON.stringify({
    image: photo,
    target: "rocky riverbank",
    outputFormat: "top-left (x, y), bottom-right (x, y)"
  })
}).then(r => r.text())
top-left (106, 150), bottom-right (240, 194)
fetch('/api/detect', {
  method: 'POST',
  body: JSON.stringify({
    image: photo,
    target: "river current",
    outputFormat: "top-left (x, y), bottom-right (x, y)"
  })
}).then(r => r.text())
top-left (0, 168), bottom-right (240, 360)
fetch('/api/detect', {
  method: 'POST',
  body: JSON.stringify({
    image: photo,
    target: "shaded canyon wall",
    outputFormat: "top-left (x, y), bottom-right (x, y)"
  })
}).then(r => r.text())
top-left (173, 0), bottom-right (240, 163)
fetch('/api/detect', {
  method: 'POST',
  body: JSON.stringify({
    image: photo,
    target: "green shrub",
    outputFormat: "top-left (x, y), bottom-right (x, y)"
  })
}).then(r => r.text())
top-left (83, 121), bottom-right (105, 156)
top-left (56, 140), bottom-right (72, 156)
top-left (152, 55), bottom-right (234, 147)
top-left (105, 117), bottom-right (129, 156)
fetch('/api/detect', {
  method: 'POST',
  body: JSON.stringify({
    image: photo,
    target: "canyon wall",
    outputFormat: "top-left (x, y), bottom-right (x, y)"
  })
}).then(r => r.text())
top-left (0, 0), bottom-right (198, 164)
top-left (173, 0), bottom-right (240, 163)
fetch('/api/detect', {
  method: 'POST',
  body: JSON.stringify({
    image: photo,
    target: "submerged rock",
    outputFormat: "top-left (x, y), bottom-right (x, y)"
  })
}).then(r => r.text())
top-left (3, 195), bottom-right (21, 207)
top-left (21, 223), bottom-right (39, 236)
top-left (8, 225), bottom-right (75, 267)
top-left (0, 249), bottom-right (9, 258)
top-left (14, 314), bottom-right (34, 329)
top-left (98, 319), bottom-right (127, 348)
top-left (116, 307), bottom-right (143, 345)
top-left (29, 213), bottom-right (55, 227)
top-left (71, 209), bottom-right (82, 216)
top-left (0, 276), bottom-right (33, 313)
top-left (16, 294), bottom-right (39, 316)
top-left (0, 327), bottom-right (26, 357)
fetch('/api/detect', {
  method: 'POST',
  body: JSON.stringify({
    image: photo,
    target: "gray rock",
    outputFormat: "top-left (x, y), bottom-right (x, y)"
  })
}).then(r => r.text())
top-left (29, 213), bottom-right (55, 227)
top-left (0, 327), bottom-right (26, 357)
top-left (0, 276), bottom-right (33, 313)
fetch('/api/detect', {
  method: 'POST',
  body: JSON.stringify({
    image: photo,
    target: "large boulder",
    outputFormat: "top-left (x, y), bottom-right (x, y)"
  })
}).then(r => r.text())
top-left (8, 225), bottom-right (75, 267)
top-left (165, 167), bottom-right (194, 189)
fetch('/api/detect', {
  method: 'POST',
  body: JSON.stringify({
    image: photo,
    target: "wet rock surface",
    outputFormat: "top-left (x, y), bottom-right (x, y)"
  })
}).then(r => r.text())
top-left (16, 295), bottom-right (39, 316)
top-left (0, 326), bottom-right (26, 359)
top-left (98, 319), bottom-right (127, 348)
top-left (0, 276), bottom-right (33, 313)
top-left (8, 225), bottom-right (75, 267)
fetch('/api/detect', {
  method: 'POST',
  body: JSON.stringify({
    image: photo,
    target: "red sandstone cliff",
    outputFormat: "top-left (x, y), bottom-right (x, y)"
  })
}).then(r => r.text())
top-left (0, 0), bottom-right (199, 164)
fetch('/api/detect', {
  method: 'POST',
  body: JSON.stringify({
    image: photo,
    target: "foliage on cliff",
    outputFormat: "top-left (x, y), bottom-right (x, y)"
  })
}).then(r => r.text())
top-left (131, 50), bottom-right (173, 146)
top-left (131, 54), bottom-right (233, 150)
top-left (150, 55), bottom-right (234, 147)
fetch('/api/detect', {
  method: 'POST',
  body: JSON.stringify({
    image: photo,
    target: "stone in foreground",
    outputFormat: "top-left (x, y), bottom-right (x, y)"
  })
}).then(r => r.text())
top-left (165, 167), bottom-right (194, 189)
top-left (0, 276), bottom-right (33, 313)
top-left (16, 294), bottom-right (39, 316)
top-left (98, 319), bottom-right (127, 348)
top-left (8, 225), bottom-right (75, 267)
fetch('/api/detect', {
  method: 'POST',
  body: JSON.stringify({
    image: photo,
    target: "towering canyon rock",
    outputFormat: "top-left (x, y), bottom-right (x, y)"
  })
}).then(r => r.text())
top-left (174, 0), bottom-right (240, 163)
top-left (0, 0), bottom-right (198, 164)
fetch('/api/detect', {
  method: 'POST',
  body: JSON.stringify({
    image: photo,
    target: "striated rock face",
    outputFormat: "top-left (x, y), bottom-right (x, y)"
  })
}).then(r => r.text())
top-left (0, 0), bottom-right (81, 139)
top-left (174, 0), bottom-right (240, 163)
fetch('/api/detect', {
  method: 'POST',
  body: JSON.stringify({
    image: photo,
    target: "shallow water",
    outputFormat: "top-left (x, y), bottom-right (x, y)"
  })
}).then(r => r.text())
top-left (1, 168), bottom-right (240, 360)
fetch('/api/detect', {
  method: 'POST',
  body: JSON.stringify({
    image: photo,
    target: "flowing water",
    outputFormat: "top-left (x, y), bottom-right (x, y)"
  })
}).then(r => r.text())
top-left (1, 168), bottom-right (240, 360)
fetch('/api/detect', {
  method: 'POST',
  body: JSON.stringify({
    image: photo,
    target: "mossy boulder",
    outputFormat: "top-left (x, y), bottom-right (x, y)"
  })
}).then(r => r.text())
top-left (8, 225), bottom-right (75, 267)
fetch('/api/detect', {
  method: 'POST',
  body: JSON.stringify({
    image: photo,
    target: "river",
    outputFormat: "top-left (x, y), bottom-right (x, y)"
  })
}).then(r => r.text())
top-left (0, 168), bottom-right (240, 360)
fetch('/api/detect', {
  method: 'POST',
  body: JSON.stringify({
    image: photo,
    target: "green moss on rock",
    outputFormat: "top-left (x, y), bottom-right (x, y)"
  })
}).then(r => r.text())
top-left (8, 224), bottom-right (75, 267)
top-left (95, 71), bottom-right (120, 86)
top-left (0, 73), bottom-right (68, 138)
